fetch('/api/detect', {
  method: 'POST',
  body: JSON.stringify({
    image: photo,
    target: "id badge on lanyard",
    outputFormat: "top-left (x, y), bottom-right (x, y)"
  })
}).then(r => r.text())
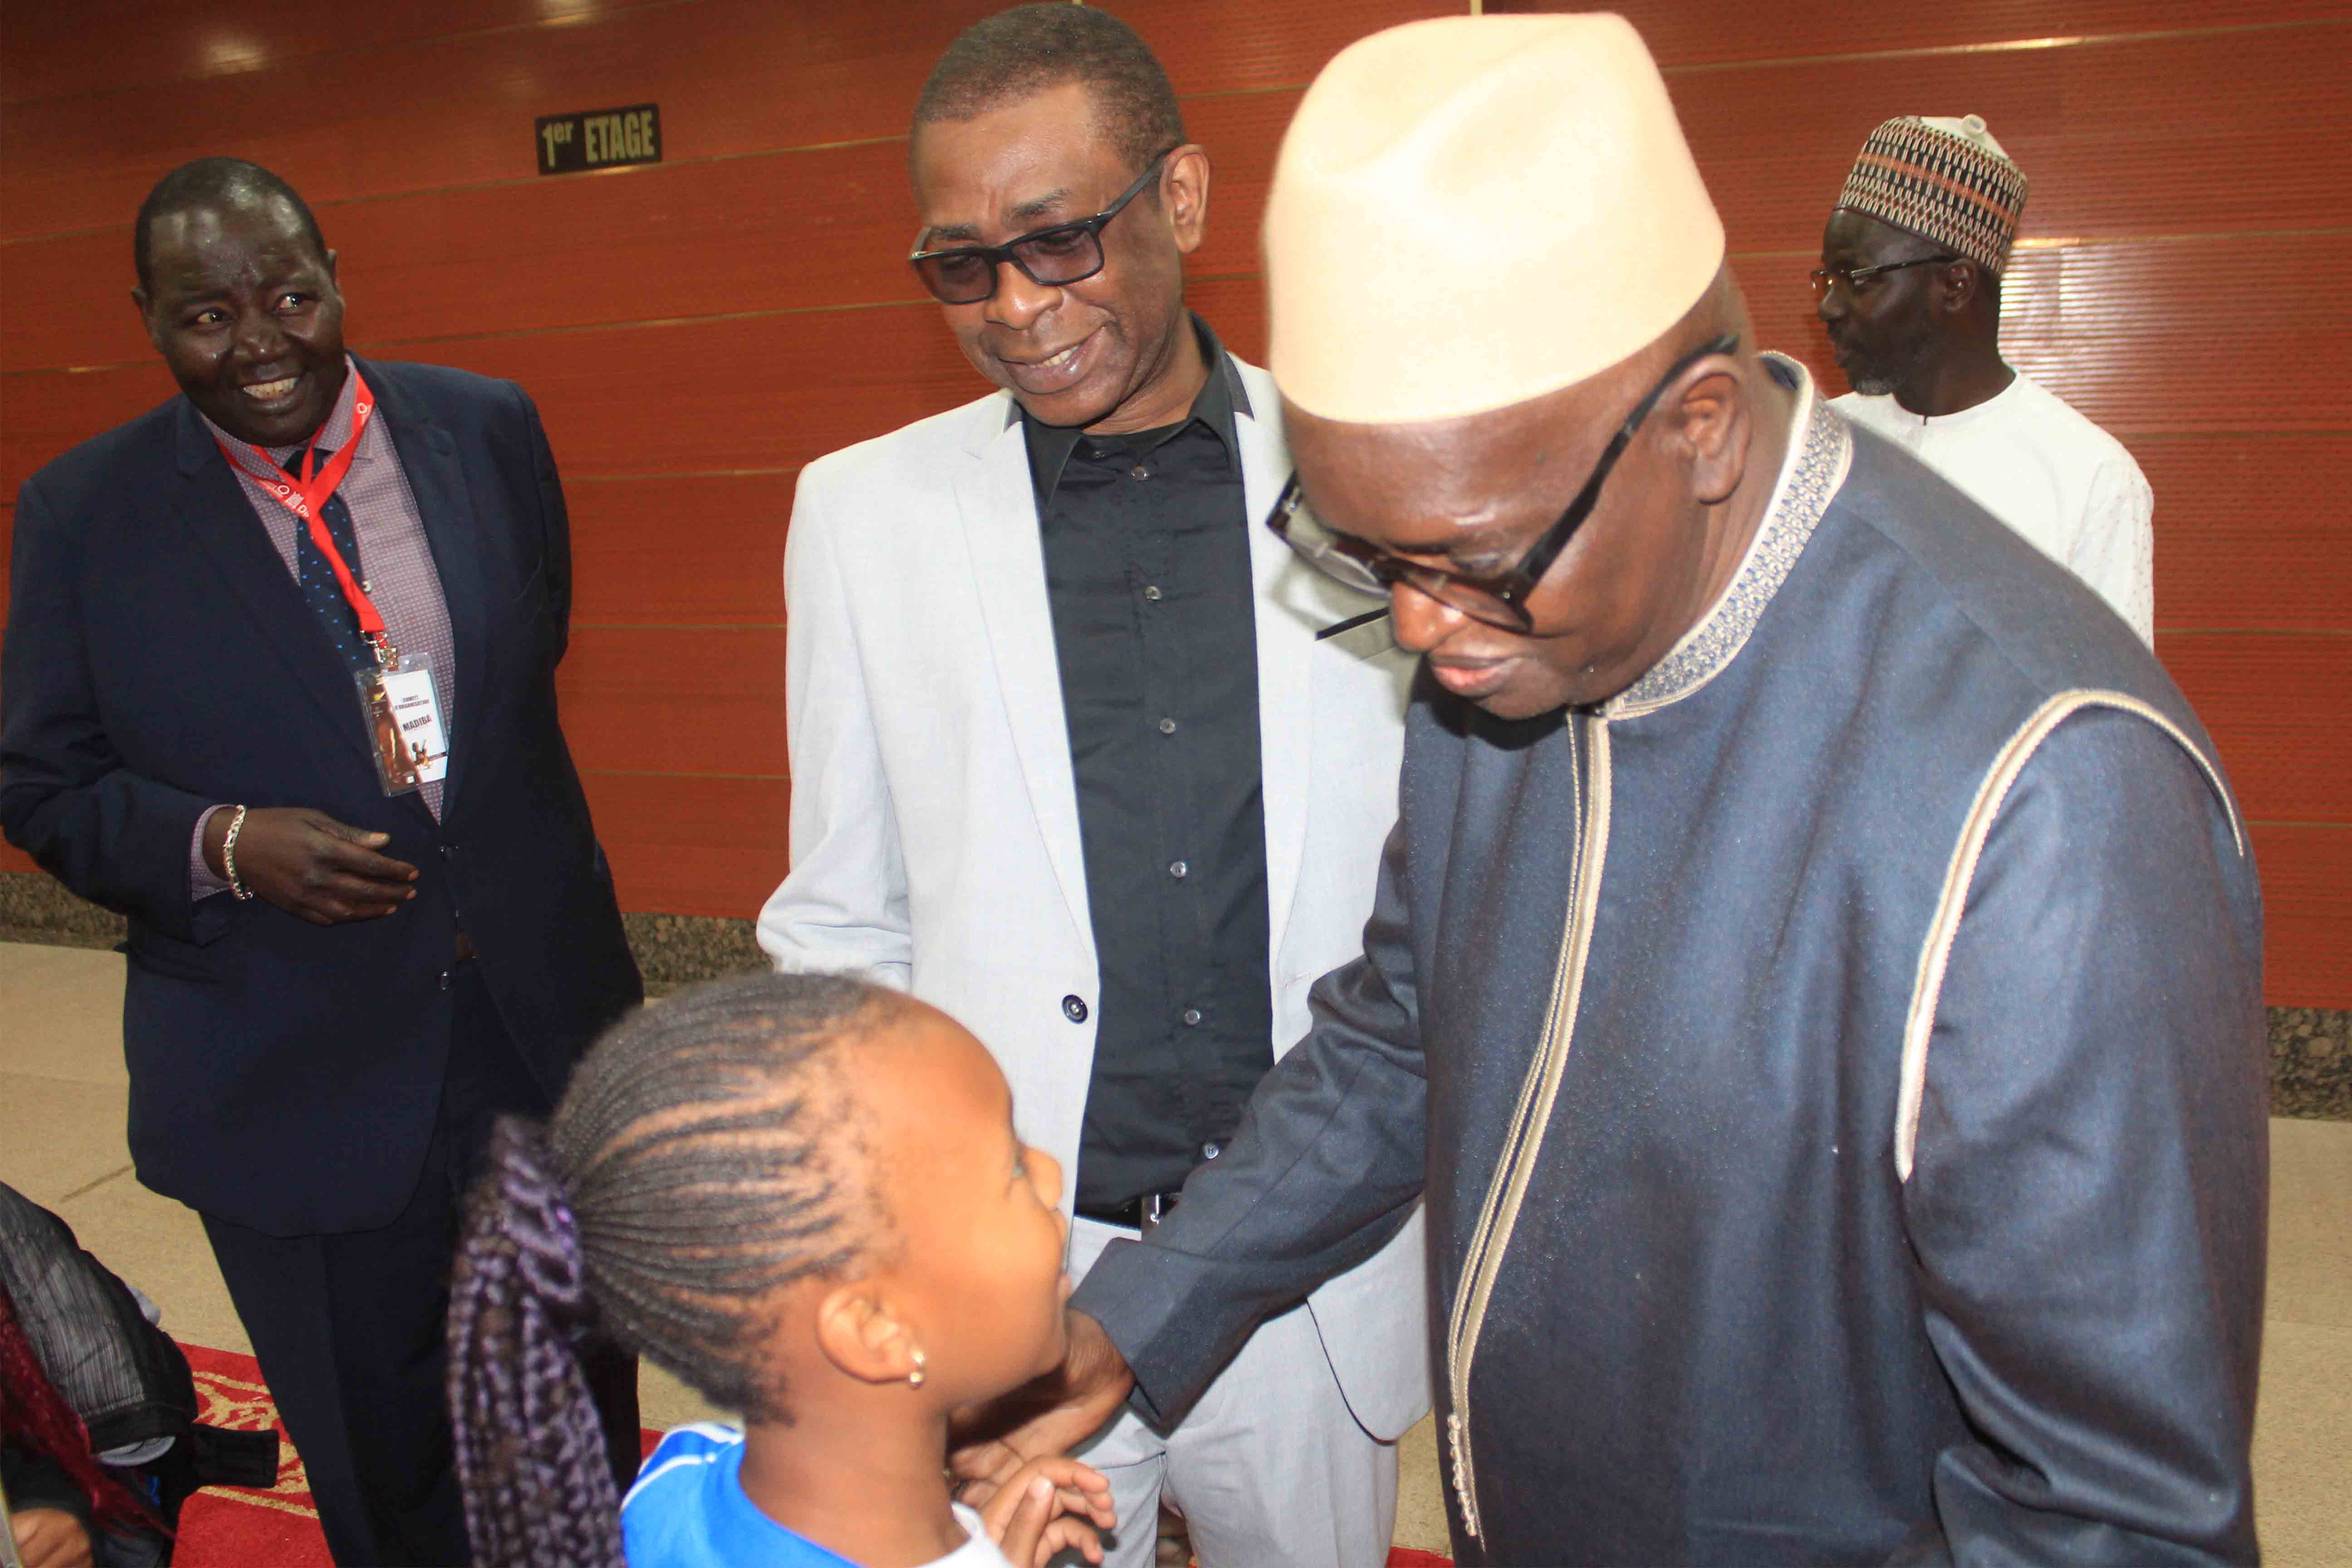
top-left (357, 655), bottom-right (450, 795)
top-left (214, 369), bottom-right (451, 797)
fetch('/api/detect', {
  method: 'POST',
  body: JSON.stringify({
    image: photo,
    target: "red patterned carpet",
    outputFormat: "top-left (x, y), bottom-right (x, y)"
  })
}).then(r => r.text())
top-left (172, 1344), bottom-right (1452, 1568)
top-left (178, 1343), bottom-right (333, 1568)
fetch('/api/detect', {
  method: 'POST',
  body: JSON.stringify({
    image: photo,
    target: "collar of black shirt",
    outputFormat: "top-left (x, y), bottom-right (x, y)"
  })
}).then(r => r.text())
top-left (1016, 315), bottom-right (1252, 505)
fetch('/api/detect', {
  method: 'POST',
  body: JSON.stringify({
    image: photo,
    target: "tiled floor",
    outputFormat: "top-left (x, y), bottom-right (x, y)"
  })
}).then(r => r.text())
top-left (5, 942), bottom-right (2344, 1563)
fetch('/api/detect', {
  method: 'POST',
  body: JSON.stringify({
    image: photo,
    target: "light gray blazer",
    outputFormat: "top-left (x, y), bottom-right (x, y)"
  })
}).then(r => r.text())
top-left (758, 354), bottom-right (1431, 1441)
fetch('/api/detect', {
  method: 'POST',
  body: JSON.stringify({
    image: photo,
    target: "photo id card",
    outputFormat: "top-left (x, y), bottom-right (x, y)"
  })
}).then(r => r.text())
top-left (356, 656), bottom-right (450, 796)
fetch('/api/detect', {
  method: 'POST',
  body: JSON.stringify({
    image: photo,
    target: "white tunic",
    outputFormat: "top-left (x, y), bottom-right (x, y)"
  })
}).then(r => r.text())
top-left (1833, 373), bottom-right (2154, 643)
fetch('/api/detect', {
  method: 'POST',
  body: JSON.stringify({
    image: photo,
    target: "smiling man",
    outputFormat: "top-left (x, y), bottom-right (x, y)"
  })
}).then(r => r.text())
top-left (1817, 115), bottom-right (2155, 643)
top-left (756, 8), bottom-right (1426, 1566)
top-left (981, 15), bottom-right (2270, 1565)
top-left (0, 158), bottom-right (642, 1564)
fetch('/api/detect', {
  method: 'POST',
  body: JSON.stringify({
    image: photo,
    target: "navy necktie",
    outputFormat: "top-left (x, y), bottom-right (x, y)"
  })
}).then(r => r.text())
top-left (284, 449), bottom-right (372, 672)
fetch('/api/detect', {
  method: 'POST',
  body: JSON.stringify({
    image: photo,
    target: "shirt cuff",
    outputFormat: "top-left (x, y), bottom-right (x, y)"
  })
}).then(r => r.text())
top-left (191, 804), bottom-right (235, 901)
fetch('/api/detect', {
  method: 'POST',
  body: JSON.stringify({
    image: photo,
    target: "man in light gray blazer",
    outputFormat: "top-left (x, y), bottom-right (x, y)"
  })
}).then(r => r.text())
top-left (756, 9), bottom-right (1426, 1566)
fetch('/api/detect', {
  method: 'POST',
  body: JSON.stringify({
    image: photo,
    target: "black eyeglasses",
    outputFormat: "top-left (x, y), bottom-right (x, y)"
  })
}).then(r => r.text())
top-left (1807, 254), bottom-right (1959, 302)
top-left (1264, 334), bottom-right (1741, 632)
top-left (909, 148), bottom-right (1179, 305)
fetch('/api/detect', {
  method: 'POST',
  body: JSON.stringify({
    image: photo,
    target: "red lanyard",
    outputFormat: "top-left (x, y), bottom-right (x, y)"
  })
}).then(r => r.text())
top-left (211, 370), bottom-right (394, 665)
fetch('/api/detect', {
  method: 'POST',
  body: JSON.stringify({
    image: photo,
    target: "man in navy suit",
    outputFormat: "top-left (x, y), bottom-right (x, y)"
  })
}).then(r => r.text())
top-left (1, 159), bottom-right (642, 1565)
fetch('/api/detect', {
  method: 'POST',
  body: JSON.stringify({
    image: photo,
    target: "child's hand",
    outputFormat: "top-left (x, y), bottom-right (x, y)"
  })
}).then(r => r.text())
top-left (979, 1456), bottom-right (1116, 1568)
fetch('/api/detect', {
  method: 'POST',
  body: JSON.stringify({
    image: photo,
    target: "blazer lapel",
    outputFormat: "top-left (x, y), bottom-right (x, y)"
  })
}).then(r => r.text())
top-left (1236, 365), bottom-right (1318, 955)
top-left (365, 361), bottom-right (490, 816)
top-left (168, 399), bottom-right (379, 771)
top-left (955, 398), bottom-right (1095, 955)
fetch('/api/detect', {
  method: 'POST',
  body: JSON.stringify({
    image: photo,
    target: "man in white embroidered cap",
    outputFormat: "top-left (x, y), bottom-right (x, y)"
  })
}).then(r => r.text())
top-left (1818, 114), bottom-right (2156, 643)
top-left (948, 13), bottom-right (2270, 1565)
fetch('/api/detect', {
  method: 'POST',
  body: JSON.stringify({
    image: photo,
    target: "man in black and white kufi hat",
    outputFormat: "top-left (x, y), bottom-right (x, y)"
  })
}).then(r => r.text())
top-left (1817, 113), bottom-right (2156, 642)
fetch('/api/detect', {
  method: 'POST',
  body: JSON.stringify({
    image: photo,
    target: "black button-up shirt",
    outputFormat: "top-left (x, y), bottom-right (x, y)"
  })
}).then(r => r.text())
top-left (1022, 319), bottom-right (1274, 1210)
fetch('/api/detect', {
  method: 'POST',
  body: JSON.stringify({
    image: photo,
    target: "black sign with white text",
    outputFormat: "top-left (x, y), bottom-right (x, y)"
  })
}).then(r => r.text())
top-left (536, 104), bottom-right (662, 175)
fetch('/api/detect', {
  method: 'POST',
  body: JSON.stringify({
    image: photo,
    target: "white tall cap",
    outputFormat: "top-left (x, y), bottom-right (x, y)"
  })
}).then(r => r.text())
top-left (1263, 12), bottom-right (1724, 426)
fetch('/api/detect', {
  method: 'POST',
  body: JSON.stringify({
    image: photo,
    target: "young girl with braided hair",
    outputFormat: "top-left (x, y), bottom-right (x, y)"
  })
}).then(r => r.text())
top-left (447, 971), bottom-right (1115, 1568)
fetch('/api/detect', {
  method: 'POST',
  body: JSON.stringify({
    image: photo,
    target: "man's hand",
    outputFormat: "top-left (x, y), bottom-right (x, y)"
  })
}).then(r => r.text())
top-left (11, 1505), bottom-right (96, 1568)
top-left (206, 806), bottom-right (417, 924)
top-left (976, 1455), bottom-right (1116, 1567)
top-left (951, 1310), bottom-right (1134, 1512)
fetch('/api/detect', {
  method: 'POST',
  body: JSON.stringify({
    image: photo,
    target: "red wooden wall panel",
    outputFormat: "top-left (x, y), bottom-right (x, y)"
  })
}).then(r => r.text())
top-left (1736, 237), bottom-right (2352, 437)
top-left (579, 771), bottom-right (789, 921)
top-left (1, 2), bottom-right (2346, 1000)
top-left (1679, 24), bottom-right (2352, 255)
top-left (0, 89), bottom-right (1294, 377)
top-left (4, 276), bottom-right (1269, 499)
top-left (2132, 436), bottom-right (2352, 634)
top-left (2253, 823), bottom-right (2352, 1009)
top-left (1514, 0), bottom-right (2352, 68)
top-left (568, 474), bottom-right (797, 625)
top-left (556, 626), bottom-right (789, 778)
top-left (0, 0), bottom-right (1450, 242)
top-left (2157, 635), bottom-right (2352, 825)
top-left (0, 0), bottom-right (668, 105)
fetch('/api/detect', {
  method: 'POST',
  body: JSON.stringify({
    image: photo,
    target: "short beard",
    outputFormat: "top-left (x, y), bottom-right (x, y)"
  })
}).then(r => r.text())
top-left (1840, 320), bottom-right (1934, 401)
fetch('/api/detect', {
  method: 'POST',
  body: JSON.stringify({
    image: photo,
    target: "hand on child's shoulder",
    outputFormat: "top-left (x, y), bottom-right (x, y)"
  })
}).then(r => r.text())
top-left (972, 1455), bottom-right (1116, 1568)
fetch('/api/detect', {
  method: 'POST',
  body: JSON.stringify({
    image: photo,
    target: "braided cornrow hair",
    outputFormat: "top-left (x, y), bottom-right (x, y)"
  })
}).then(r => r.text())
top-left (447, 971), bottom-right (891, 1568)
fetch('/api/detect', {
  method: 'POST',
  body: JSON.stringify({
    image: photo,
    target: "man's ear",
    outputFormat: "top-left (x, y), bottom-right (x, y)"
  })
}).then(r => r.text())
top-left (1162, 144), bottom-right (1211, 256)
top-left (131, 286), bottom-right (160, 348)
top-left (1669, 358), bottom-right (1752, 508)
top-left (813, 1281), bottom-right (923, 1386)
top-left (1935, 259), bottom-right (1983, 316)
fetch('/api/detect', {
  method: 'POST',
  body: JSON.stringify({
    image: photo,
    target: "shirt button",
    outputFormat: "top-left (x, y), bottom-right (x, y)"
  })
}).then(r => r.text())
top-left (1157, 717), bottom-right (1178, 735)
top-left (1202, 1142), bottom-right (1223, 1160)
top-left (1129, 464), bottom-right (1150, 480)
top-left (1062, 994), bottom-right (1089, 1023)
top-left (1168, 860), bottom-right (1188, 879)
top-left (1143, 586), bottom-right (1163, 602)
top-left (1181, 1008), bottom-right (1203, 1027)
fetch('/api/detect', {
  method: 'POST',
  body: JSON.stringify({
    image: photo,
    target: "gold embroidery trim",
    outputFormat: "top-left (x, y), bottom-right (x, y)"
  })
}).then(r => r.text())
top-left (1895, 690), bottom-right (2244, 1181)
top-left (1443, 716), bottom-right (1614, 1540)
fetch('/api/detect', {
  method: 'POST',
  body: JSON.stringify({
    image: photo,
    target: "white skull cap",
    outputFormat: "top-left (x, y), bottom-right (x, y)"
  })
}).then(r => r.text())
top-left (1263, 12), bottom-right (1725, 426)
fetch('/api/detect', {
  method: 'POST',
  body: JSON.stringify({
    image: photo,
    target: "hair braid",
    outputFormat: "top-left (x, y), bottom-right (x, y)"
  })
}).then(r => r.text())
top-left (448, 971), bottom-right (889, 1565)
top-left (448, 1119), bottom-right (619, 1568)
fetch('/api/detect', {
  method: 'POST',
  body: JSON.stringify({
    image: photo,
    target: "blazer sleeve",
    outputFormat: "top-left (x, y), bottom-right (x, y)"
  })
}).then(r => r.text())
top-left (1070, 814), bottom-right (1428, 1427)
top-left (755, 467), bottom-right (913, 985)
top-left (1900, 708), bottom-right (2265, 1565)
top-left (519, 384), bottom-right (573, 658)
top-left (0, 477), bottom-right (227, 942)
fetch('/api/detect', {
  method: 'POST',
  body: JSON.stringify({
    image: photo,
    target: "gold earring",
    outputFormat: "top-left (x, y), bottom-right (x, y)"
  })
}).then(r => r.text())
top-left (907, 1348), bottom-right (927, 1388)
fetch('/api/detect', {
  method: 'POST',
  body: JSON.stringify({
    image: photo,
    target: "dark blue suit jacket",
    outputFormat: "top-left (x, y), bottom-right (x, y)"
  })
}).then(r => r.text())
top-left (2, 357), bottom-right (641, 1235)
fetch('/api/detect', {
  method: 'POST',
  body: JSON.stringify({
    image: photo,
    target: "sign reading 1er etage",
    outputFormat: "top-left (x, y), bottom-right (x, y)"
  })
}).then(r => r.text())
top-left (536, 105), bottom-right (662, 174)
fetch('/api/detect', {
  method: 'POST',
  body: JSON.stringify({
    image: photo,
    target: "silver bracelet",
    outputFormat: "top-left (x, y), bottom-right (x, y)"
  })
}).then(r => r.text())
top-left (222, 805), bottom-right (254, 901)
